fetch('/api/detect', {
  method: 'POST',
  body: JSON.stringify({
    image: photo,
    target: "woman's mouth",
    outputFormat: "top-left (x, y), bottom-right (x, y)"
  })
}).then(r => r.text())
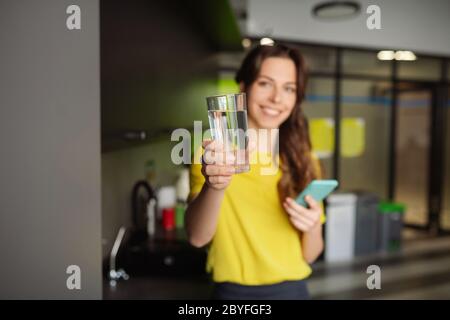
top-left (260, 106), bottom-right (282, 117)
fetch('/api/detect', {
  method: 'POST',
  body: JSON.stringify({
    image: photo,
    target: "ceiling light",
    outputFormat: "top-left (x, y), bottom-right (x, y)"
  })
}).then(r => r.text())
top-left (377, 50), bottom-right (395, 61)
top-left (312, 1), bottom-right (361, 20)
top-left (377, 50), bottom-right (417, 61)
top-left (242, 38), bottom-right (252, 49)
top-left (260, 37), bottom-right (274, 46)
top-left (395, 51), bottom-right (417, 61)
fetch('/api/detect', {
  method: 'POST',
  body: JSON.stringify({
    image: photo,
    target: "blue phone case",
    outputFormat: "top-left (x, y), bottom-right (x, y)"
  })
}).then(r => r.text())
top-left (295, 180), bottom-right (339, 207)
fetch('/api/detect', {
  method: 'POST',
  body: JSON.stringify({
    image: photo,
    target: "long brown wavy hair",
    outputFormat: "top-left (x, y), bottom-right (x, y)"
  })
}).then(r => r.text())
top-left (235, 44), bottom-right (318, 202)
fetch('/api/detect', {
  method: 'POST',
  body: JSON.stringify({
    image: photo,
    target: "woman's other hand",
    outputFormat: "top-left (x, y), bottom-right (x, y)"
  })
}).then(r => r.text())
top-left (283, 195), bottom-right (321, 233)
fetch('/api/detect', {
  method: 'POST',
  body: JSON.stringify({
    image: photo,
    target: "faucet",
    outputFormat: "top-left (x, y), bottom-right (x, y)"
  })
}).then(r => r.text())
top-left (109, 226), bottom-right (129, 287)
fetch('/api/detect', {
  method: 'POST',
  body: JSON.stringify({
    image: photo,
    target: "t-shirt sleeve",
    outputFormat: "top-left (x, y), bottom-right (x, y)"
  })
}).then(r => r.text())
top-left (311, 152), bottom-right (327, 224)
top-left (187, 146), bottom-right (206, 203)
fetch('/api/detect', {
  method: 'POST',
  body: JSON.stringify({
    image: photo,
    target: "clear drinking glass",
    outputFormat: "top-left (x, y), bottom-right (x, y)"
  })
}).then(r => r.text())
top-left (206, 93), bottom-right (250, 173)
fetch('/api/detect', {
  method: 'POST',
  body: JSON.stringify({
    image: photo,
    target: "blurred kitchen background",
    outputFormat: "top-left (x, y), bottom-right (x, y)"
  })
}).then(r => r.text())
top-left (1, 0), bottom-right (450, 299)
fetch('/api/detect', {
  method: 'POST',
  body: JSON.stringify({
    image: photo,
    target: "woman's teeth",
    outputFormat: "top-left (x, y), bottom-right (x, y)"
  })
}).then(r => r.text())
top-left (261, 106), bottom-right (281, 117)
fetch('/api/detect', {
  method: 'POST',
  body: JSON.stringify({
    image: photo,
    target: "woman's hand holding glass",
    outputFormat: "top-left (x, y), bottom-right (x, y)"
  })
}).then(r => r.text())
top-left (201, 139), bottom-right (236, 191)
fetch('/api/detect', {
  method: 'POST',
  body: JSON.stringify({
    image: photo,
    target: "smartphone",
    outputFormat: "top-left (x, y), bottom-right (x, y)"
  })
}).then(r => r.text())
top-left (295, 179), bottom-right (339, 207)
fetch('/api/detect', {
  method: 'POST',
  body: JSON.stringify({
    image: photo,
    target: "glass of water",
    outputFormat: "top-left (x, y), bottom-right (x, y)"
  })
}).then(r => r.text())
top-left (206, 93), bottom-right (250, 173)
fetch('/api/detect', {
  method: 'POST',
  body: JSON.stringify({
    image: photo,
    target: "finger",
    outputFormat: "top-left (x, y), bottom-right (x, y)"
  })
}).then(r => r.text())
top-left (202, 139), bottom-right (214, 149)
top-left (208, 175), bottom-right (232, 185)
top-left (205, 165), bottom-right (235, 176)
top-left (212, 183), bottom-right (228, 190)
top-left (201, 164), bottom-right (232, 179)
top-left (284, 197), bottom-right (309, 215)
top-left (288, 208), bottom-right (316, 230)
top-left (202, 150), bottom-right (216, 165)
top-left (289, 216), bottom-right (309, 232)
top-left (291, 212), bottom-right (315, 228)
top-left (304, 195), bottom-right (320, 210)
top-left (283, 202), bottom-right (301, 219)
top-left (283, 203), bottom-right (315, 225)
top-left (203, 151), bottom-right (235, 165)
top-left (223, 152), bottom-right (236, 165)
top-left (204, 140), bottom-right (225, 153)
top-left (283, 200), bottom-right (317, 225)
top-left (213, 151), bottom-right (236, 165)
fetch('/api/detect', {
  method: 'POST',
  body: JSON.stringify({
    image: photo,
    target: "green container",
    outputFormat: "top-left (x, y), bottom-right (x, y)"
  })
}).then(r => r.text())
top-left (175, 204), bottom-right (185, 229)
top-left (378, 202), bottom-right (405, 252)
top-left (379, 202), bottom-right (406, 214)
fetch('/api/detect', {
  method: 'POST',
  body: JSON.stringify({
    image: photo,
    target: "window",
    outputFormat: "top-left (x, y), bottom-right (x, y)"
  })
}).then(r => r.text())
top-left (398, 56), bottom-right (441, 81)
top-left (342, 50), bottom-right (391, 77)
top-left (303, 77), bottom-right (335, 178)
top-left (339, 80), bottom-right (391, 199)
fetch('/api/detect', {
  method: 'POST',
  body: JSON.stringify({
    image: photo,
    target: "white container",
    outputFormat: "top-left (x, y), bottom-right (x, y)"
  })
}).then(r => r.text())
top-left (147, 198), bottom-right (156, 237)
top-left (156, 186), bottom-right (176, 219)
top-left (325, 193), bottom-right (357, 263)
top-left (175, 168), bottom-right (190, 203)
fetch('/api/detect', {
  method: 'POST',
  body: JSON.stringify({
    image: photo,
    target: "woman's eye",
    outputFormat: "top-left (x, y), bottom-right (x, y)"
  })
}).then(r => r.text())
top-left (258, 81), bottom-right (271, 88)
top-left (285, 87), bottom-right (296, 93)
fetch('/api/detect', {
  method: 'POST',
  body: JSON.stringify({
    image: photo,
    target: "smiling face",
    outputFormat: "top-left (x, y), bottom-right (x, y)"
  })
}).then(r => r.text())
top-left (245, 57), bottom-right (298, 130)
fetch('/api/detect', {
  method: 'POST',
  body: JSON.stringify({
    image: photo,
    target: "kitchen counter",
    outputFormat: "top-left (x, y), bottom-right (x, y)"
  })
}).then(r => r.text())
top-left (104, 226), bottom-right (211, 299)
top-left (103, 275), bottom-right (212, 300)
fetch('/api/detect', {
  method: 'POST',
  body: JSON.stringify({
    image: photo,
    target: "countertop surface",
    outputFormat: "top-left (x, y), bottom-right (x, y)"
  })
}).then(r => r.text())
top-left (104, 227), bottom-right (211, 299)
top-left (103, 275), bottom-right (212, 300)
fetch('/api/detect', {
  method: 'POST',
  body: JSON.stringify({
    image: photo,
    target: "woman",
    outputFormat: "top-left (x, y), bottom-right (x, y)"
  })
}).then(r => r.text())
top-left (185, 44), bottom-right (325, 300)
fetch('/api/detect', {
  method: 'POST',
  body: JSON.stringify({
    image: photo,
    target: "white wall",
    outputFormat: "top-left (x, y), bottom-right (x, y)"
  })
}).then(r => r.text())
top-left (0, 0), bottom-right (101, 299)
top-left (247, 0), bottom-right (450, 56)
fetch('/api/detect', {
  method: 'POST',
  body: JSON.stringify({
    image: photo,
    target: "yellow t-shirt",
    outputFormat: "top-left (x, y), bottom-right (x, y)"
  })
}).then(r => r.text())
top-left (188, 148), bottom-right (325, 285)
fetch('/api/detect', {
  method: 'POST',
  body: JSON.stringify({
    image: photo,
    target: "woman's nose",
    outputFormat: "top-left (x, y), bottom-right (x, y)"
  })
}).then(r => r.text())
top-left (271, 87), bottom-right (282, 103)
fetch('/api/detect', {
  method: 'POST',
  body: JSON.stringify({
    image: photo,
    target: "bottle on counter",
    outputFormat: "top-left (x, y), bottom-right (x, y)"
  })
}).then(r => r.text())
top-left (156, 186), bottom-right (176, 221)
top-left (145, 159), bottom-right (156, 187)
top-left (162, 207), bottom-right (175, 231)
top-left (175, 202), bottom-right (186, 229)
top-left (174, 167), bottom-right (189, 230)
top-left (147, 198), bottom-right (156, 238)
top-left (175, 167), bottom-right (190, 203)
